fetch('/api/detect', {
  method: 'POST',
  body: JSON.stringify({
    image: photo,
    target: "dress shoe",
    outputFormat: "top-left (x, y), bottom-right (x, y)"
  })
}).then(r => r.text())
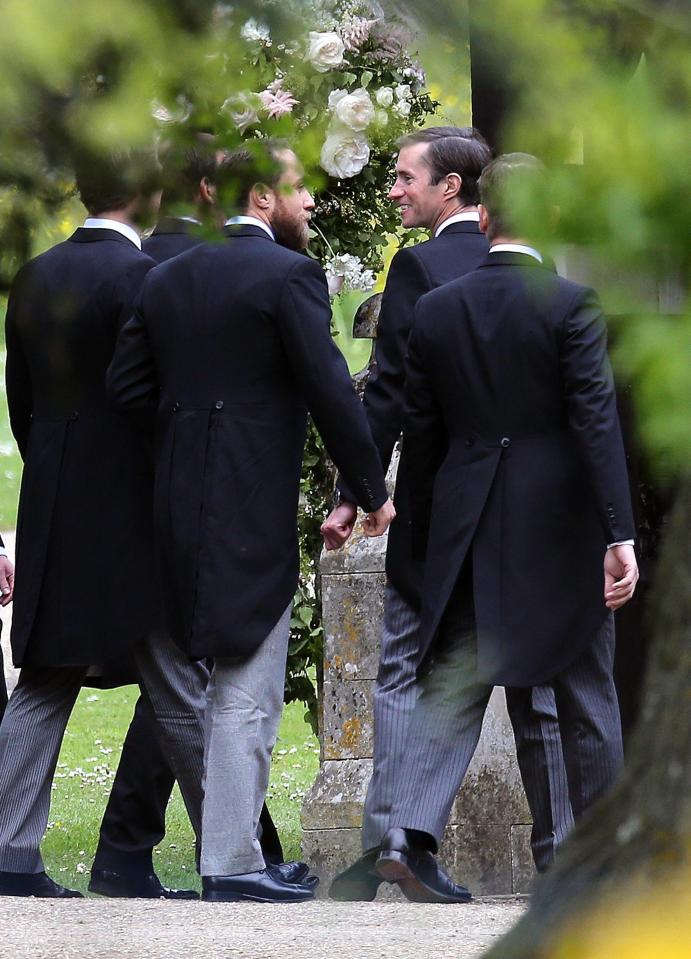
top-left (266, 860), bottom-right (309, 884)
top-left (0, 870), bottom-right (83, 898)
top-left (376, 828), bottom-right (472, 904)
top-left (202, 869), bottom-right (315, 903)
top-left (329, 847), bottom-right (382, 901)
top-left (88, 868), bottom-right (198, 900)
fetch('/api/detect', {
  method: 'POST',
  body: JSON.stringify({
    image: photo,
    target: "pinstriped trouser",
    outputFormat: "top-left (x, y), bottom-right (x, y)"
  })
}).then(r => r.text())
top-left (389, 608), bottom-right (622, 854)
top-left (0, 630), bottom-right (207, 874)
top-left (362, 584), bottom-right (575, 869)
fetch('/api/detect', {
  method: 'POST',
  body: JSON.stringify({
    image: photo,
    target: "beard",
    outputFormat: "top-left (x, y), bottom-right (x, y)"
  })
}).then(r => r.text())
top-left (271, 206), bottom-right (309, 251)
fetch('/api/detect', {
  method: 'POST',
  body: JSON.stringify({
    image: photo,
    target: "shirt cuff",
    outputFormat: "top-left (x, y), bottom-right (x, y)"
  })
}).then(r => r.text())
top-left (607, 539), bottom-right (634, 549)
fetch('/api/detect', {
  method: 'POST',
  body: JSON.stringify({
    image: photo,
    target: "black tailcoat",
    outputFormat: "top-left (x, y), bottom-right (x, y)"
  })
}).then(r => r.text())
top-left (339, 221), bottom-right (488, 606)
top-left (142, 216), bottom-right (203, 264)
top-left (108, 225), bottom-right (387, 660)
top-left (5, 229), bottom-right (157, 668)
top-left (404, 252), bottom-right (635, 686)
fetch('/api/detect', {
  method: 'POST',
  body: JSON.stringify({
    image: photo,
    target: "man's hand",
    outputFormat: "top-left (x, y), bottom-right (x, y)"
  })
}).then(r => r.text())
top-left (321, 502), bottom-right (359, 551)
top-left (0, 556), bottom-right (14, 607)
top-left (604, 544), bottom-right (638, 610)
top-left (362, 498), bottom-right (396, 538)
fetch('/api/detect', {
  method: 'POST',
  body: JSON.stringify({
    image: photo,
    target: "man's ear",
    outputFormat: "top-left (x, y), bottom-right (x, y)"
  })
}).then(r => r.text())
top-left (444, 172), bottom-right (462, 200)
top-left (251, 182), bottom-right (272, 210)
top-left (198, 176), bottom-right (216, 206)
top-left (478, 204), bottom-right (490, 235)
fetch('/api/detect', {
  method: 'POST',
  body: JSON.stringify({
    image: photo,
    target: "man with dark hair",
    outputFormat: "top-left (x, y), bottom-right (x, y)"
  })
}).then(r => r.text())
top-left (325, 128), bottom-right (571, 903)
top-left (108, 143), bottom-right (395, 903)
top-left (89, 138), bottom-right (292, 900)
top-left (374, 152), bottom-right (638, 900)
top-left (0, 152), bottom-right (209, 899)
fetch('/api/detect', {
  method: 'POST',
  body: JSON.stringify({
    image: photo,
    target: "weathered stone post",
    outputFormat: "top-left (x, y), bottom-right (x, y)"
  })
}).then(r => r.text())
top-left (301, 294), bottom-right (536, 896)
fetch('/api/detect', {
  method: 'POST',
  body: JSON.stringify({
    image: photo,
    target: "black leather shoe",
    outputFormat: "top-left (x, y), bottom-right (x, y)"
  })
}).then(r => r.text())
top-left (88, 868), bottom-right (199, 900)
top-left (0, 870), bottom-right (83, 898)
top-left (266, 860), bottom-right (309, 884)
top-left (376, 828), bottom-right (472, 904)
top-left (202, 869), bottom-right (315, 903)
top-left (329, 847), bottom-right (382, 901)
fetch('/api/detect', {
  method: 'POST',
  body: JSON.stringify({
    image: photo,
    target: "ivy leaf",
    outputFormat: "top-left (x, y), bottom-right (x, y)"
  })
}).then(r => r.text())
top-left (360, 70), bottom-right (374, 88)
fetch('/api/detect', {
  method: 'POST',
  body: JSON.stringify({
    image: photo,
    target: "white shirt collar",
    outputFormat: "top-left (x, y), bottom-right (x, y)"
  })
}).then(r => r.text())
top-left (434, 211), bottom-right (480, 238)
top-left (225, 215), bottom-right (275, 241)
top-left (489, 243), bottom-right (543, 263)
top-left (83, 217), bottom-right (141, 249)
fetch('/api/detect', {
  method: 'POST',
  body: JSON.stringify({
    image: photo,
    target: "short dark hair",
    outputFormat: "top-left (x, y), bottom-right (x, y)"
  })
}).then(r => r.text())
top-left (217, 139), bottom-right (289, 214)
top-left (478, 153), bottom-right (547, 243)
top-left (158, 134), bottom-right (218, 206)
top-left (397, 126), bottom-right (492, 204)
top-left (74, 149), bottom-right (160, 216)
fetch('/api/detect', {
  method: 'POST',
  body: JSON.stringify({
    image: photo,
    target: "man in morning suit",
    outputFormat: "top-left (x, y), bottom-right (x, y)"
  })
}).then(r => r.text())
top-left (325, 128), bottom-right (571, 903)
top-left (0, 152), bottom-right (209, 898)
top-left (90, 140), bottom-right (291, 899)
top-left (107, 142), bottom-right (395, 903)
top-left (374, 153), bottom-right (639, 900)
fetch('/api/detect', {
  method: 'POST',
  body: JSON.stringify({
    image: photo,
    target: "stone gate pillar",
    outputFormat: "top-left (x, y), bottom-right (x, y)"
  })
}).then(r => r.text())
top-left (301, 294), bottom-right (536, 896)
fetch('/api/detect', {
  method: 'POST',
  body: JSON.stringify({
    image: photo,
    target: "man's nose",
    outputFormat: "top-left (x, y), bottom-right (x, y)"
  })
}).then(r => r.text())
top-left (388, 182), bottom-right (404, 200)
top-left (304, 191), bottom-right (316, 209)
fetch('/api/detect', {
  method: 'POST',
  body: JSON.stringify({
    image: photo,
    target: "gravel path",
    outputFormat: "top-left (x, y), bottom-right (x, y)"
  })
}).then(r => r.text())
top-left (0, 896), bottom-right (526, 958)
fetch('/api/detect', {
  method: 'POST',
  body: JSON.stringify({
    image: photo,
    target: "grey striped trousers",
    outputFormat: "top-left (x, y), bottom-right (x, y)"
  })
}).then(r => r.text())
top-left (388, 609), bottom-right (622, 854)
top-left (363, 583), bottom-right (579, 871)
top-left (0, 630), bottom-right (207, 874)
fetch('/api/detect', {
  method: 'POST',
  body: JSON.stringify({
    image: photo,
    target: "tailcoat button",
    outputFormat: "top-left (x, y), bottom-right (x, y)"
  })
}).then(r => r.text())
top-left (215, 400), bottom-right (224, 410)
top-left (500, 437), bottom-right (511, 448)
top-left (70, 411), bottom-right (79, 421)
top-left (172, 402), bottom-right (180, 412)
top-left (465, 438), bottom-right (474, 447)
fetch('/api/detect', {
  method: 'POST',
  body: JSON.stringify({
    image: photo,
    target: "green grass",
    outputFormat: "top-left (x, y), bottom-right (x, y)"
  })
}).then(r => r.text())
top-left (41, 686), bottom-right (318, 895)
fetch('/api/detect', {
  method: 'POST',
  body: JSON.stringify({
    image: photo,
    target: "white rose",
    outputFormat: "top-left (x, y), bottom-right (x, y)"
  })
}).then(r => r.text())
top-left (375, 86), bottom-right (394, 108)
top-left (394, 83), bottom-right (412, 101)
top-left (333, 87), bottom-right (375, 131)
top-left (328, 89), bottom-right (348, 111)
top-left (393, 99), bottom-right (412, 118)
top-left (320, 130), bottom-right (370, 178)
top-left (221, 93), bottom-right (260, 132)
top-left (307, 31), bottom-right (345, 72)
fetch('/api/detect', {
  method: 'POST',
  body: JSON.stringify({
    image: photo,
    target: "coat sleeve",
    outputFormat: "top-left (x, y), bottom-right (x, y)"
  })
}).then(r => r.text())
top-left (106, 297), bottom-right (159, 413)
top-left (5, 269), bottom-right (34, 460)
top-left (337, 246), bottom-right (430, 503)
top-left (402, 301), bottom-right (448, 561)
top-left (560, 288), bottom-right (635, 543)
top-left (278, 257), bottom-right (388, 513)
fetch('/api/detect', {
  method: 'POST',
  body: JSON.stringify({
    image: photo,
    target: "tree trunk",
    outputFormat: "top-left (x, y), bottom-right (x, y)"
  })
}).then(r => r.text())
top-left (484, 474), bottom-right (691, 958)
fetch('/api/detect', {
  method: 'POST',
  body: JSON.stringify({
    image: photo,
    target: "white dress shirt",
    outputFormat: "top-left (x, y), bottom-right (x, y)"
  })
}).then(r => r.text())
top-left (435, 211), bottom-right (480, 238)
top-left (225, 215), bottom-right (275, 241)
top-left (83, 217), bottom-right (141, 249)
top-left (489, 242), bottom-right (543, 263)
